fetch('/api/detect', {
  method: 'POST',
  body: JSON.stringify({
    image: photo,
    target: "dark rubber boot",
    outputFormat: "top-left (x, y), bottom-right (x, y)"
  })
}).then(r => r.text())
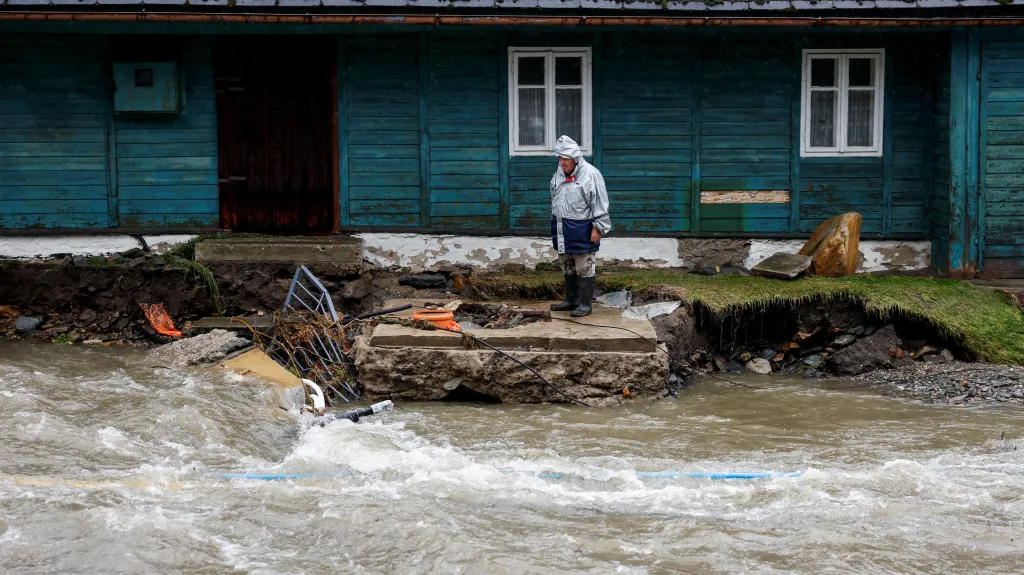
top-left (572, 277), bottom-right (595, 317)
top-left (550, 275), bottom-right (579, 312)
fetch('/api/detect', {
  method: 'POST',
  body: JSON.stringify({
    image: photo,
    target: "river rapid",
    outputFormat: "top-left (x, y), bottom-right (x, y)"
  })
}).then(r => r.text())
top-left (1, 341), bottom-right (1022, 574)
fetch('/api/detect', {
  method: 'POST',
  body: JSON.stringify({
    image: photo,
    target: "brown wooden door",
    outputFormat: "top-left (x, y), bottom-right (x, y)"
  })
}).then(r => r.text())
top-left (216, 36), bottom-right (335, 233)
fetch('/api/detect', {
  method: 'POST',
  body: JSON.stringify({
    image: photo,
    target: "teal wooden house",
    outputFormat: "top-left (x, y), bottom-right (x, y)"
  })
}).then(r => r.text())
top-left (2, 2), bottom-right (1024, 278)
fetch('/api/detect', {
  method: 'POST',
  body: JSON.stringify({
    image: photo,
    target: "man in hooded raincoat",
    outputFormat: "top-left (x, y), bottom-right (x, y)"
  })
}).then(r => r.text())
top-left (549, 135), bottom-right (611, 317)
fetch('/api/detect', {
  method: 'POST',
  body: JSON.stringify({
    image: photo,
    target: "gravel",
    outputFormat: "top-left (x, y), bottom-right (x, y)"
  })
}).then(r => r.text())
top-left (852, 362), bottom-right (1024, 405)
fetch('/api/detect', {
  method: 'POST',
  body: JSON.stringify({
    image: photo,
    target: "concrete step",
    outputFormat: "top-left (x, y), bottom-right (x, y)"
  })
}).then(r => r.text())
top-left (194, 236), bottom-right (362, 272)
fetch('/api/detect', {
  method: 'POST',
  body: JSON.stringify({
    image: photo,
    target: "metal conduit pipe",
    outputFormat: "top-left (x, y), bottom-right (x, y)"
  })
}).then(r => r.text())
top-left (4, 11), bottom-right (1024, 27)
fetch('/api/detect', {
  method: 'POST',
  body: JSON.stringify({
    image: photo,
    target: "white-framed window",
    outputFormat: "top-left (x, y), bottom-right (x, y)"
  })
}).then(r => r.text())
top-left (801, 49), bottom-right (885, 157)
top-left (508, 47), bottom-right (592, 156)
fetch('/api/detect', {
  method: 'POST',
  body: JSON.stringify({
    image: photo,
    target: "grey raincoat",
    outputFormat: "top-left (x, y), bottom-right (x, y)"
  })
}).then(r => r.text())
top-left (550, 136), bottom-right (612, 254)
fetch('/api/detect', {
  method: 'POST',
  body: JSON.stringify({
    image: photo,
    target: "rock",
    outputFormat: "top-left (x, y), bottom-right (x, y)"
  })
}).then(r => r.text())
top-left (950, 394), bottom-right (968, 403)
top-left (1014, 390), bottom-right (1024, 399)
top-left (649, 302), bottom-right (697, 366)
top-left (713, 356), bottom-right (727, 372)
top-left (940, 349), bottom-right (954, 362)
top-left (772, 352), bottom-right (786, 363)
top-left (832, 334), bottom-right (857, 347)
top-left (148, 329), bottom-right (250, 367)
top-left (113, 318), bottom-right (131, 331)
top-left (120, 247), bottom-right (144, 259)
top-left (78, 309), bottom-right (97, 323)
top-left (15, 315), bottom-right (43, 332)
top-left (151, 258), bottom-right (166, 267)
top-left (802, 354), bottom-right (824, 367)
top-left (913, 345), bottom-right (938, 359)
top-left (760, 348), bottom-right (778, 360)
top-left (804, 369), bottom-right (826, 380)
top-left (746, 358), bottom-right (772, 375)
top-left (922, 354), bottom-right (947, 364)
top-left (738, 351), bottom-right (752, 362)
top-left (0, 305), bottom-right (21, 319)
top-left (799, 345), bottom-right (826, 358)
top-left (399, 274), bottom-right (448, 290)
top-left (826, 324), bottom-right (900, 376)
top-left (863, 326), bottom-right (876, 337)
top-left (452, 274), bottom-right (468, 292)
top-left (128, 256), bottom-right (147, 268)
top-left (889, 348), bottom-right (905, 359)
top-left (798, 212), bottom-right (862, 277)
top-left (725, 359), bottom-right (747, 373)
top-left (72, 255), bottom-right (87, 267)
top-left (849, 325), bottom-right (866, 336)
top-left (341, 275), bottom-right (374, 300)
top-left (750, 252), bottom-right (813, 280)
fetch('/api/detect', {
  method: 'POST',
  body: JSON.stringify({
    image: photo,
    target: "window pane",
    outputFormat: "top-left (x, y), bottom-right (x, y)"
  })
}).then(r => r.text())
top-left (518, 56), bottom-right (545, 86)
top-left (810, 58), bottom-right (836, 88)
top-left (555, 56), bottom-right (582, 86)
top-left (518, 87), bottom-right (546, 146)
top-left (848, 58), bottom-right (874, 88)
top-left (810, 91), bottom-right (836, 148)
top-left (847, 90), bottom-right (875, 147)
top-left (555, 88), bottom-right (583, 144)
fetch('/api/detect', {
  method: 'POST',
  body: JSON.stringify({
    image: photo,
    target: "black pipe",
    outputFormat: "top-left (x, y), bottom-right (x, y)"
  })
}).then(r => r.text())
top-left (340, 304), bottom-right (413, 326)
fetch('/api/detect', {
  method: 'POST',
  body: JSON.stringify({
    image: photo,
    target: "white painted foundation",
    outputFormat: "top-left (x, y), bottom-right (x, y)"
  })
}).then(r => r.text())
top-left (356, 233), bottom-right (685, 271)
top-left (743, 239), bottom-right (931, 273)
top-left (0, 233), bottom-right (931, 274)
top-left (0, 235), bottom-right (197, 259)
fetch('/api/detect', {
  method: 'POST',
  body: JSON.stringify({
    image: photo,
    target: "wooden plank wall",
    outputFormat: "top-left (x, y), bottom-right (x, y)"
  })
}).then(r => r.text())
top-left (344, 34), bottom-right (422, 227)
top-left (600, 33), bottom-right (692, 233)
top-left (113, 38), bottom-right (219, 228)
top-left (980, 37), bottom-right (1024, 278)
top-left (0, 35), bottom-right (111, 229)
top-left (796, 39), bottom-right (932, 236)
top-left (931, 52), bottom-right (953, 274)
top-left (700, 38), bottom-right (791, 233)
top-left (428, 32), bottom-right (502, 230)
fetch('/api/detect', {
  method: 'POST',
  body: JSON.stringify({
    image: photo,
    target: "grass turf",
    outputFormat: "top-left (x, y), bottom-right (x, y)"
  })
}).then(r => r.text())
top-left (470, 270), bottom-right (1024, 365)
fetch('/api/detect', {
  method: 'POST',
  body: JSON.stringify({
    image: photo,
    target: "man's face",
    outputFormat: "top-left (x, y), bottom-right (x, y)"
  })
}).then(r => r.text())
top-left (558, 156), bottom-right (576, 175)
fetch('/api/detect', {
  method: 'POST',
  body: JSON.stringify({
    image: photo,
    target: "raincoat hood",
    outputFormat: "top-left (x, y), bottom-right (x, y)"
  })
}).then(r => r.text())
top-left (554, 135), bottom-right (583, 160)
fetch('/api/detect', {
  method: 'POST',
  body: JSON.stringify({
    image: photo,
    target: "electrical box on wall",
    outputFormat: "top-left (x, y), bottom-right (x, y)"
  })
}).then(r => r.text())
top-left (113, 62), bottom-right (178, 113)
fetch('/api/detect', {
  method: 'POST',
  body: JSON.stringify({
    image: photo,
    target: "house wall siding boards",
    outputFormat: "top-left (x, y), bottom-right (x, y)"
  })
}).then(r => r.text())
top-left (0, 34), bottom-right (111, 229)
top-left (931, 50), bottom-right (953, 274)
top-left (344, 34), bottom-right (422, 228)
top-left (980, 33), bottom-right (1024, 278)
top-left (114, 37), bottom-right (219, 228)
top-left (428, 32), bottom-right (502, 230)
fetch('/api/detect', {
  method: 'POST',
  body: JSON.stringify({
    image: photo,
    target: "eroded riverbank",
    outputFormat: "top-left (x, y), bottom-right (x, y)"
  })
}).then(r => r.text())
top-left (1, 341), bottom-right (1022, 574)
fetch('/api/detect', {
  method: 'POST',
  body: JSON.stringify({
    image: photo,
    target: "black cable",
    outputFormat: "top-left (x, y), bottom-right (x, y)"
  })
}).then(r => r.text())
top-left (434, 326), bottom-right (595, 408)
top-left (551, 317), bottom-right (768, 390)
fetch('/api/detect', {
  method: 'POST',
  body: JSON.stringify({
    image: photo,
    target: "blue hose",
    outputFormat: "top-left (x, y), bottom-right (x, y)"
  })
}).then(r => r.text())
top-left (215, 470), bottom-right (800, 482)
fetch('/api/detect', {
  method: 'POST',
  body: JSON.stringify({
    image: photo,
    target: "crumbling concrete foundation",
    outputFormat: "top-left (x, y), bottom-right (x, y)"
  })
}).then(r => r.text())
top-left (354, 299), bottom-right (669, 405)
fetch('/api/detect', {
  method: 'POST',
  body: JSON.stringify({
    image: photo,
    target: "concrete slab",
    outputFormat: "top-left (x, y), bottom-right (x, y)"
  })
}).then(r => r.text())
top-left (369, 299), bottom-right (660, 353)
top-left (216, 348), bottom-right (304, 412)
top-left (194, 236), bottom-right (362, 272)
top-left (188, 315), bottom-right (274, 335)
top-left (751, 252), bottom-right (812, 280)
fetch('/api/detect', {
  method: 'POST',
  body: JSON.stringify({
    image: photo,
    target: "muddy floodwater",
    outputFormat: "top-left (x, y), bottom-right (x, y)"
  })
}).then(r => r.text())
top-left (1, 342), bottom-right (1022, 574)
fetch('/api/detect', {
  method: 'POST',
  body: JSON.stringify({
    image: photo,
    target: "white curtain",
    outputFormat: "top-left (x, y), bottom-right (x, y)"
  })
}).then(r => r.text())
top-left (810, 91), bottom-right (836, 148)
top-left (847, 90), bottom-right (874, 147)
top-left (555, 88), bottom-right (582, 144)
top-left (518, 88), bottom-right (545, 147)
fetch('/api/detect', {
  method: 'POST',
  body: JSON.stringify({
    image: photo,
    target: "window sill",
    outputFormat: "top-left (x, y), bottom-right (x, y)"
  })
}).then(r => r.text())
top-left (510, 151), bottom-right (594, 158)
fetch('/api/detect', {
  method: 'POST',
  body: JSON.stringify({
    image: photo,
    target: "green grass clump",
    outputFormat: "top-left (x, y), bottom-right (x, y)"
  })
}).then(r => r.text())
top-left (471, 270), bottom-right (1024, 365)
top-left (51, 334), bottom-right (73, 344)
